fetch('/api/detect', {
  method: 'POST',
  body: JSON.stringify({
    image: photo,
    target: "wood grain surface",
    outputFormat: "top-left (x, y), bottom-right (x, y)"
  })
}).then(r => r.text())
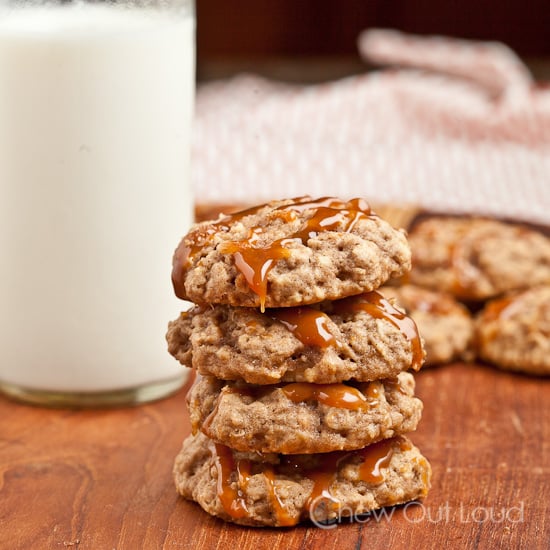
top-left (1, 362), bottom-right (548, 550)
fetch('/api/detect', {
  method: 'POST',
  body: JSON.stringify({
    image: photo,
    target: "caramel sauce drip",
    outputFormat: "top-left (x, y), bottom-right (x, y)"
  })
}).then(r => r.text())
top-left (283, 437), bottom-right (405, 518)
top-left (294, 453), bottom-right (342, 518)
top-left (290, 206), bottom-right (366, 244)
top-left (171, 203), bottom-right (267, 299)
top-left (214, 444), bottom-right (296, 525)
top-left (211, 437), bottom-right (407, 524)
top-left (333, 291), bottom-right (424, 371)
top-left (213, 443), bottom-right (249, 519)
top-left (268, 307), bottom-right (336, 347)
top-left (262, 466), bottom-right (296, 526)
top-left (220, 234), bottom-right (291, 311)
top-left (357, 438), bottom-right (397, 483)
top-left (364, 381), bottom-right (381, 401)
top-left (362, 436), bottom-right (412, 481)
top-left (172, 196), bottom-right (375, 307)
top-left (281, 197), bottom-right (373, 243)
top-left (282, 382), bottom-right (368, 411)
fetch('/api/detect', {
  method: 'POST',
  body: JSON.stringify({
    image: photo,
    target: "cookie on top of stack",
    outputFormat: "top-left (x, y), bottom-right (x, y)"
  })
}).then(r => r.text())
top-left (167, 196), bottom-right (431, 527)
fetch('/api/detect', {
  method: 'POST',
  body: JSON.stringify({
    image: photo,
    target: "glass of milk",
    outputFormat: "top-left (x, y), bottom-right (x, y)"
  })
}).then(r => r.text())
top-left (0, 0), bottom-right (195, 406)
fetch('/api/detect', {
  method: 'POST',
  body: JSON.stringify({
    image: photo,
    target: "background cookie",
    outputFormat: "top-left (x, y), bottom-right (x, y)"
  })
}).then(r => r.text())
top-left (188, 373), bottom-right (422, 454)
top-left (381, 285), bottom-right (474, 365)
top-left (171, 197), bottom-right (411, 309)
top-left (475, 286), bottom-right (550, 375)
top-left (167, 291), bottom-right (425, 384)
top-left (173, 431), bottom-right (431, 527)
top-left (408, 217), bottom-right (550, 301)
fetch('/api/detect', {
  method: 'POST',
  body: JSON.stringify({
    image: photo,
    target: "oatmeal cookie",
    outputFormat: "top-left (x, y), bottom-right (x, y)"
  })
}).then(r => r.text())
top-left (475, 286), bottom-right (550, 375)
top-left (188, 373), bottom-right (422, 454)
top-left (173, 431), bottom-right (431, 527)
top-left (172, 197), bottom-right (411, 309)
top-left (166, 291), bottom-right (425, 384)
top-left (381, 285), bottom-right (474, 365)
top-left (408, 217), bottom-right (550, 300)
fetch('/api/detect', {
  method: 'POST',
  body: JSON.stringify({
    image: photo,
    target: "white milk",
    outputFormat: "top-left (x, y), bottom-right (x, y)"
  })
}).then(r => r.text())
top-left (0, 2), bottom-right (194, 396)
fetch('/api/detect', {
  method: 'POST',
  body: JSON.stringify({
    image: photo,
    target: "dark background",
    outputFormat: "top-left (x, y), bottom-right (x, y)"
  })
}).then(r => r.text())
top-left (196, 0), bottom-right (550, 72)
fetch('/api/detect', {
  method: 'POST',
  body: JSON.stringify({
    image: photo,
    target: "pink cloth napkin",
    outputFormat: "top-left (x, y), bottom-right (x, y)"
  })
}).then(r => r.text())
top-left (192, 29), bottom-right (550, 224)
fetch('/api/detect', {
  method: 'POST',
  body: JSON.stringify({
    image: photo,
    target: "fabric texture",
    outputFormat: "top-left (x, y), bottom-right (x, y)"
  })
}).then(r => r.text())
top-left (192, 29), bottom-right (550, 225)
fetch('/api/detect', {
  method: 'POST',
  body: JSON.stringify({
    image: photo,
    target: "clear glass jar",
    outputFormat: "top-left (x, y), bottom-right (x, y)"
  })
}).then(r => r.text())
top-left (0, 0), bottom-right (195, 406)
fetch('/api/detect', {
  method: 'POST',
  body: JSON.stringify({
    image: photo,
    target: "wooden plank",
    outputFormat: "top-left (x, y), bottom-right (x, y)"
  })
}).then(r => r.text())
top-left (1, 362), bottom-right (548, 549)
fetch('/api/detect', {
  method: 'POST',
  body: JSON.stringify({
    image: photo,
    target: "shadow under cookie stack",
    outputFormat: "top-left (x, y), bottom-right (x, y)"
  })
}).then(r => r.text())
top-left (167, 197), bottom-right (431, 527)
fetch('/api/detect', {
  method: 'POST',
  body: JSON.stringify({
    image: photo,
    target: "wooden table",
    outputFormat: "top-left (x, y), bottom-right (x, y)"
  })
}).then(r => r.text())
top-left (1, 362), bottom-right (548, 550)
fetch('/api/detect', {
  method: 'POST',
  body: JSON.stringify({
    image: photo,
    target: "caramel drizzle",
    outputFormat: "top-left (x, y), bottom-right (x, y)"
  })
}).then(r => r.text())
top-left (213, 443), bottom-right (249, 519)
top-left (365, 380), bottom-right (381, 401)
top-left (219, 230), bottom-right (291, 311)
top-left (172, 196), bottom-right (375, 308)
top-left (262, 466), bottom-right (296, 526)
top-left (282, 382), bottom-right (368, 411)
top-left (332, 291), bottom-right (423, 371)
top-left (171, 225), bottom-right (221, 299)
top-left (287, 437), bottom-right (412, 519)
top-left (268, 307), bottom-right (337, 347)
top-left (171, 203), bottom-right (259, 299)
top-left (212, 437), bottom-right (408, 524)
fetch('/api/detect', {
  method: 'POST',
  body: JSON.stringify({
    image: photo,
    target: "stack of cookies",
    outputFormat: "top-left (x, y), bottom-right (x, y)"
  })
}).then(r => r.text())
top-left (167, 197), bottom-right (431, 527)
